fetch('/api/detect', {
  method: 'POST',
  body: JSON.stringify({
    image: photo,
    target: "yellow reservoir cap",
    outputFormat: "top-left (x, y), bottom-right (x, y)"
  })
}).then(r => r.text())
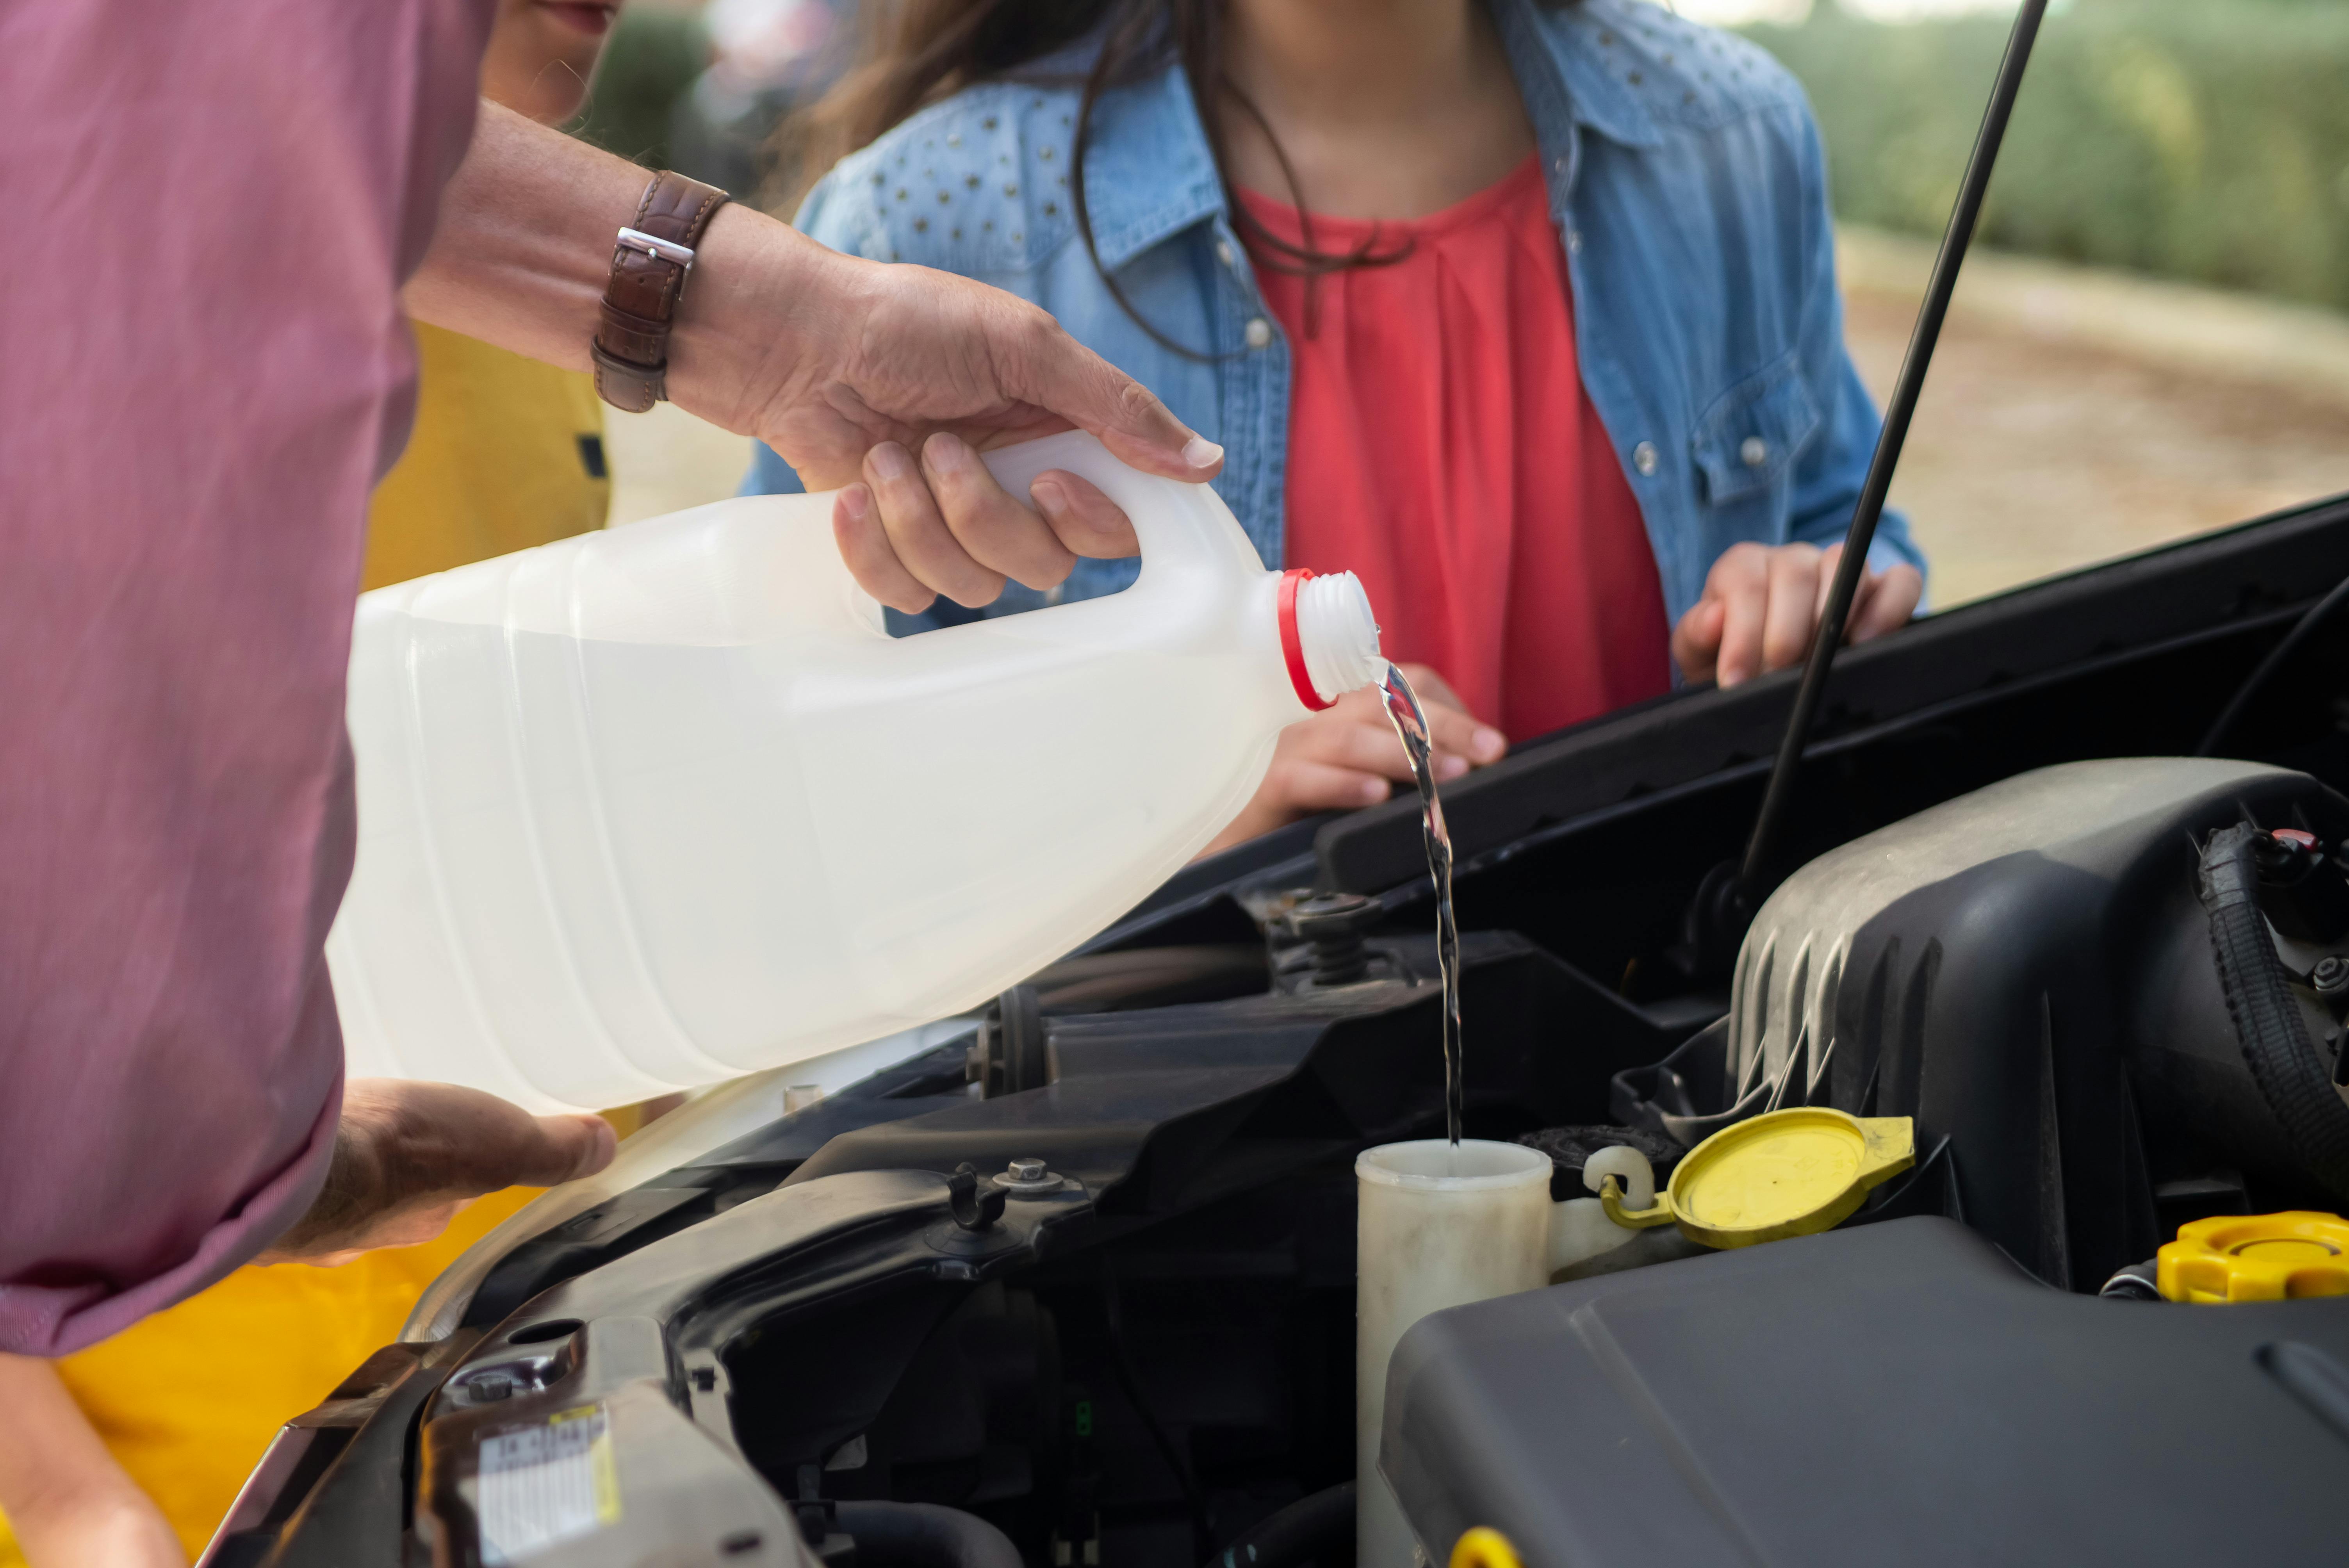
top-left (1599, 1107), bottom-right (1914, 1249)
top-left (1451, 1528), bottom-right (1523, 1568)
top-left (2157, 1211), bottom-right (2349, 1303)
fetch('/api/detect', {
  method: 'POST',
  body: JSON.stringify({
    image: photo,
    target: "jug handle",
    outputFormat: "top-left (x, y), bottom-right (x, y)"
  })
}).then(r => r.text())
top-left (833, 432), bottom-right (1263, 629)
top-left (971, 430), bottom-right (1264, 581)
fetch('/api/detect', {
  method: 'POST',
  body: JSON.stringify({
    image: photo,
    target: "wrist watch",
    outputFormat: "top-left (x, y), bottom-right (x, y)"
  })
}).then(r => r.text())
top-left (592, 171), bottom-right (731, 413)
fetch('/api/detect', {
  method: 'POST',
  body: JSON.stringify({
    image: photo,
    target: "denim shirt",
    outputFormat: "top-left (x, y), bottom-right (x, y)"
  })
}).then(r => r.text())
top-left (746, 0), bottom-right (1921, 634)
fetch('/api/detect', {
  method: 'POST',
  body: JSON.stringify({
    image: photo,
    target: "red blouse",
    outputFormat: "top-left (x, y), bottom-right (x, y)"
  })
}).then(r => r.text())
top-left (1240, 153), bottom-right (1670, 741)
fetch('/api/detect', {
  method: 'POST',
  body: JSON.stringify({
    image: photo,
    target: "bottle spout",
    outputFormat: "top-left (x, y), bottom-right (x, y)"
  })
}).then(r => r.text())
top-left (1547, 1145), bottom-right (1661, 1274)
top-left (1278, 569), bottom-right (1384, 711)
top-left (1584, 1144), bottom-right (1658, 1211)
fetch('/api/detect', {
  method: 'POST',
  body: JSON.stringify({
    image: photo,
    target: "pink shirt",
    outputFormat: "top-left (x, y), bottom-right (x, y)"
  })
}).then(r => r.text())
top-left (0, 0), bottom-right (494, 1354)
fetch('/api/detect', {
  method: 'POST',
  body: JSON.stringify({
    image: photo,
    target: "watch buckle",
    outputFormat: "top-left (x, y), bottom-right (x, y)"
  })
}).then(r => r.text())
top-left (616, 226), bottom-right (697, 272)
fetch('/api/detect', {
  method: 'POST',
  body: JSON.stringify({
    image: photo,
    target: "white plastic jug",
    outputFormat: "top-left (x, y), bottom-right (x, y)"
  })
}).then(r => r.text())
top-left (326, 432), bottom-right (1385, 1112)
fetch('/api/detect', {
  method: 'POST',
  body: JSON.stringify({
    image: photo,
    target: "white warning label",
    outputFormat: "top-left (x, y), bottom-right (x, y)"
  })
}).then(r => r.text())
top-left (476, 1406), bottom-right (620, 1566)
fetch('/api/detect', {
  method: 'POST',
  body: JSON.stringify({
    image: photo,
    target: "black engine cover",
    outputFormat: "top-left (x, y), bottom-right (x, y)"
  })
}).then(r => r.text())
top-left (1621, 759), bottom-right (2349, 1291)
top-left (1384, 1217), bottom-right (2349, 1568)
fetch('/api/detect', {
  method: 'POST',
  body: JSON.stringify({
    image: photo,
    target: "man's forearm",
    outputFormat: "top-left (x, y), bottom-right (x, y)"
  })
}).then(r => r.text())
top-left (406, 97), bottom-right (1216, 564)
top-left (404, 101), bottom-right (852, 438)
top-left (401, 100), bottom-right (628, 371)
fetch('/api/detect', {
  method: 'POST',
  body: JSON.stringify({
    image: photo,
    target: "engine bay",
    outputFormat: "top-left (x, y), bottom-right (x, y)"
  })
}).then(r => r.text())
top-left (214, 495), bottom-right (2349, 1568)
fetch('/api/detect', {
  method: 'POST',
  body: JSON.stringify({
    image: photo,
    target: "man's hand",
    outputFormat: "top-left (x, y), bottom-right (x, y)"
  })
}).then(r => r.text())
top-left (257, 1081), bottom-right (615, 1266)
top-left (1670, 542), bottom-right (1922, 689)
top-left (825, 411), bottom-right (1145, 616)
top-left (405, 105), bottom-right (1215, 616)
top-left (709, 242), bottom-right (1199, 615)
top-left (1201, 663), bottom-right (1506, 857)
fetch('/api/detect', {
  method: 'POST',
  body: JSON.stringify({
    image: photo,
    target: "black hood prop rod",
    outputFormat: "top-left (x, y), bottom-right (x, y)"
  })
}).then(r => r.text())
top-left (1683, 0), bottom-right (2051, 975)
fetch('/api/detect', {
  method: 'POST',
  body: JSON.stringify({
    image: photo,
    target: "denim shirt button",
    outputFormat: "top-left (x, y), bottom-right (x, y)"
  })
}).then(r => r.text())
top-left (1633, 441), bottom-right (1660, 476)
top-left (1741, 436), bottom-right (1769, 467)
top-left (1217, 239), bottom-right (1236, 267)
top-left (1245, 317), bottom-right (1274, 349)
top-left (1565, 228), bottom-right (1583, 255)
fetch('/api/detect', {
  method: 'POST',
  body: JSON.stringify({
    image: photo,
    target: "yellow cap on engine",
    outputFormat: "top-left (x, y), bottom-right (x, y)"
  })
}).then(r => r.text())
top-left (1451, 1528), bottom-right (1523, 1568)
top-left (2157, 1212), bottom-right (2349, 1303)
top-left (1598, 1107), bottom-right (1915, 1249)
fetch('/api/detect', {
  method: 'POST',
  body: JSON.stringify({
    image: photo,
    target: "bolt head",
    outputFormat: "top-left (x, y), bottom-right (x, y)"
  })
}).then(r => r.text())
top-left (2317, 955), bottom-right (2349, 989)
top-left (1008, 1157), bottom-right (1048, 1182)
top-left (1291, 891), bottom-right (1379, 936)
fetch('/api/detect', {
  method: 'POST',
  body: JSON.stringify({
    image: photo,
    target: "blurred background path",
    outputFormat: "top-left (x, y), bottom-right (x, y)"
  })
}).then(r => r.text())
top-left (1840, 227), bottom-right (2349, 606)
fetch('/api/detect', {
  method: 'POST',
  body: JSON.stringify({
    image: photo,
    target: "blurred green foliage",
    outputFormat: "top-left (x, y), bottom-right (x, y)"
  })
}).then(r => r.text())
top-left (567, 7), bottom-right (709, 170)
top-left (1747, 0), bottom-right (2349, 310)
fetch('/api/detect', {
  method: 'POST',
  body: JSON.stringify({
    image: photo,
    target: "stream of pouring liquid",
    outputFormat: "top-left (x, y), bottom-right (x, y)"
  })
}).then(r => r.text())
top-left (1379, 663), bottom-right (1463, 1146)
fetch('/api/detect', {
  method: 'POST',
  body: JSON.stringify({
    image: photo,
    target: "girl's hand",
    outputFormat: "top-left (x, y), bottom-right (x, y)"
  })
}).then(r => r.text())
top-left (1201, 663), bottom-right (1506, 857)
top-left (0, 1356), bottom-right (187, 1568)
top-left (1670, 542), bottom-right (1921, 689)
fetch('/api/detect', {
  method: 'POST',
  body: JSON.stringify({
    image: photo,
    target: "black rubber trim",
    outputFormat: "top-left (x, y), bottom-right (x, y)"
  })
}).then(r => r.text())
top-left (835, 1502), bottom-right (1024, 1568)
top-left (1201, 1482), bottom-right (1355, 1568)
top-left (2197, 824), bottom-right (2349, 1199)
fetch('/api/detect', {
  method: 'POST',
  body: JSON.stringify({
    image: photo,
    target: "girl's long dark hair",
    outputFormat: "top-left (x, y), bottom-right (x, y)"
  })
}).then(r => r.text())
top-left (778, 0), bottom-right (1476, 356)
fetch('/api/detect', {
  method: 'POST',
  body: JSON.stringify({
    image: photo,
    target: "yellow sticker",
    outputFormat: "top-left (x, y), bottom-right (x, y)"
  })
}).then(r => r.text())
top-left (476, 1404), bottom-right (621, 1565)
top-left (590, 1416), bottom-right (622, 1528)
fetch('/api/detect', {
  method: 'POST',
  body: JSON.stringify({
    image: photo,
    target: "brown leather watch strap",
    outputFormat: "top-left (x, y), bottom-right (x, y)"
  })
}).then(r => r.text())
top-left (592, 171), bottom-right (731, 413)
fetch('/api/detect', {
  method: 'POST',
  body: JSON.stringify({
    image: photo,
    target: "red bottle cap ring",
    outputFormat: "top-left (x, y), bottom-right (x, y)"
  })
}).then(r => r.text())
top-left (1277, 568), bottom-right (1336, 712)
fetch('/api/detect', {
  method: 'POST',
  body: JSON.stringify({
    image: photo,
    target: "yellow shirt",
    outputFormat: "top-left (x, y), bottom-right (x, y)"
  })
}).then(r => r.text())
top-left (0, 330), bottom-right (617, 1566)
top-left (360, 322), bottom-right (610, 590)
top-left (0, 1188), bottom-right (542, 1566)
